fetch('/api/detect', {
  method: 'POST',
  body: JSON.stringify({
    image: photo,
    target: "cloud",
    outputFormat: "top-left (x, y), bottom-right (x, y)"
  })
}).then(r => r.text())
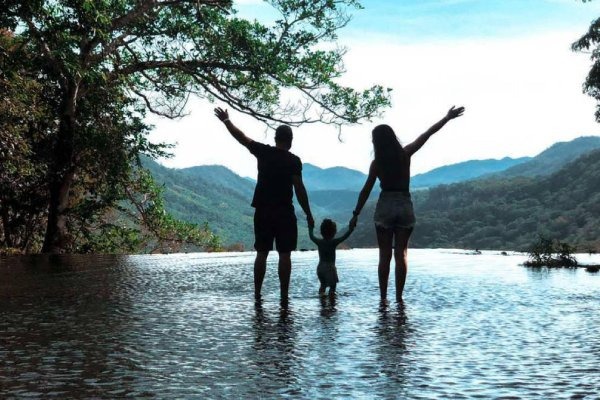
top-left (148, 29), bottom-right (599, 178)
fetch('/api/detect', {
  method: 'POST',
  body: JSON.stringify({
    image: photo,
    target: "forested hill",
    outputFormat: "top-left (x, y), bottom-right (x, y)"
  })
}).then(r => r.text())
top-left (347, 149), bottom-right (600, 251)
top-left (143, 136), bottom-right (600, 251)
top-left (144, 160), bottom-right (255, 248)
top-left (303, 163), bottom-right (368, 191)
top-left (411, 157), bottom-right (531, 189)
top-left (492, 136), bottom-right (600, 178)
top-left (303, 152), bottom-right (540, 192)
top-left (410, 136), bottom-right (600, 187)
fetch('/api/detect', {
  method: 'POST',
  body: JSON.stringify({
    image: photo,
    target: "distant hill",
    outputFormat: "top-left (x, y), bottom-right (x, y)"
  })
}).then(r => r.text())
top-left (144, 136), bottom-right (600, 251)
top-left (493, 136), bottom-right (600, 178)
top-left (303, 156), bottom-right (536, 191)
top-left (302, 156), bottom-right (532, 222)
top-left (348, 149), bottom-right (600, 251)
top-left (411, 157), bottom-right (531, 189)
top-left (177, 165), bottom-right (255, 199)
top-left (302, 163), bottom-right (368, 191)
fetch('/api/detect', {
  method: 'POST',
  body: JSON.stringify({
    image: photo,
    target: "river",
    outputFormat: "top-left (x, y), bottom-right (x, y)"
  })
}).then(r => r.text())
top-left (1, 249), bottom-right (599, 398)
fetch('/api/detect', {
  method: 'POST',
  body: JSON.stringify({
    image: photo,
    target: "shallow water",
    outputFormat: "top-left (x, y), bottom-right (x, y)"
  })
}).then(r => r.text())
top-left (1, 249), bottom-right (600, 399)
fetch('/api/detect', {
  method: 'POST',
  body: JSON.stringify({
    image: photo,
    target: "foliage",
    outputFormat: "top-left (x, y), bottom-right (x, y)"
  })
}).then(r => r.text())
top-left (573, 6), bottom-right (600, 122)
top-left (524, 236), bottom-right (578, 268)
top-left (1, 0), bottom-right (389, 253)
top-left (1, 28), bottom-right (218, 254)
top-left (0, 31), bottom-right (51, 252)
top-left (77, 168), bottom-right (221, 254)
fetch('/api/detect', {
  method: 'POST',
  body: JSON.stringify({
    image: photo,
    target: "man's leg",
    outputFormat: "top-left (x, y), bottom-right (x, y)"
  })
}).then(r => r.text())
top-left (253, 207), bottom-right (273, 299)
top-left (278, 252), bottom-right (292, 300)
top-left (274, 206), bottom-right (297, 300)
top-left (254, 251), bottom-right (269, 299)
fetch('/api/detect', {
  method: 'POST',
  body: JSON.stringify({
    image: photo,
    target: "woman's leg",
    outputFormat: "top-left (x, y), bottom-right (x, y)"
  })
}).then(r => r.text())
top-left (393, 227), bottom-right (413, 301)
top-left (376, 225), bottom-right (394, 300)
top-left (329, 283), bottom-right (336, 298)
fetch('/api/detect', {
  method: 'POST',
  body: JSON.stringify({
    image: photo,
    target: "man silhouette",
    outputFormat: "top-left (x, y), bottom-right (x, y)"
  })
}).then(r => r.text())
top-left (214, 108), bottom-right (314, 300)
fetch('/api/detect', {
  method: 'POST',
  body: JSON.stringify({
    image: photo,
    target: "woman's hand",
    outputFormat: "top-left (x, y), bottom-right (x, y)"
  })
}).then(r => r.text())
top-left (446, 106), bottom-right (465, 120)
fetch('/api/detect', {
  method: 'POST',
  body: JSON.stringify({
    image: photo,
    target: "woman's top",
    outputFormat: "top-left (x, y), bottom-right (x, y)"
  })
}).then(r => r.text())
top-left (374, 156), bottom-right (411, 192)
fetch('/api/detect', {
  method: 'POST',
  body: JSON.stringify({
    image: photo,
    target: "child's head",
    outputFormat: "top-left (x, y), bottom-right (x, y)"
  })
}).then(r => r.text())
top-left (320, 218), bottom-right (337, 240)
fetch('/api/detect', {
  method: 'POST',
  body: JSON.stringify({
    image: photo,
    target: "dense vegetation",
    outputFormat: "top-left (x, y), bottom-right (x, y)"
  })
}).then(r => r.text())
top-left (349, 149), bottom-right (600, 252)
top-left (144, 159), bottom-right (255, 250)
top-left (488, 136), bottom-right (600, 179)
top-left (0, 0), bottom-right (389, 254)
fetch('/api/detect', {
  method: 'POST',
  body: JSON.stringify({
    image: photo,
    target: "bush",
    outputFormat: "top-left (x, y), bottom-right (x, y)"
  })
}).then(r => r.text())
top-left (524, 236), bottom-right (578, 268)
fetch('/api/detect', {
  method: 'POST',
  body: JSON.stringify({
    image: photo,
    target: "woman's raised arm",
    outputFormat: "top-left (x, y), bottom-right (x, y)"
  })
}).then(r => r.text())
top-left (404, 106), bottom-right (465, 157)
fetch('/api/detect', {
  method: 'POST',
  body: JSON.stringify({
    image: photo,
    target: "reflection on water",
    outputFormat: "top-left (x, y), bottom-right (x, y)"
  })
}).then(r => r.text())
top-left (251, 300), bottom-right (300, 396)
top-left (372, 301), bottom-right (411, 397)
top-left (1, 249), bottom-right (600, 398)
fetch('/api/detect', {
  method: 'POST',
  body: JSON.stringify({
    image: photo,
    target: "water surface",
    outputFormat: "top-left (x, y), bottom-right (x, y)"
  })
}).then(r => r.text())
top-left (1, 249), bottom-right (599, 398)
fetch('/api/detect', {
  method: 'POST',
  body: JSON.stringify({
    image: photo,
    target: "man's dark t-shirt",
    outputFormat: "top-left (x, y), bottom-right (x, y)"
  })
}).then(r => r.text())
top-left (247, 141), bottom-right (302, 208)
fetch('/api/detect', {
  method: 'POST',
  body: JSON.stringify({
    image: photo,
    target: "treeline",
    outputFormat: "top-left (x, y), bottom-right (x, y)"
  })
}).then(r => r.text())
top-left (348, 149), bottom-right (600, 251)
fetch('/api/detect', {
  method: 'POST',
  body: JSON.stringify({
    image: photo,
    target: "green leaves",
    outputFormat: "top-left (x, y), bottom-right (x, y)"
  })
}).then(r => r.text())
top-left (573, 15), bottom-right (600, 122)
top-left (1, 0), bottom-right (390, 253)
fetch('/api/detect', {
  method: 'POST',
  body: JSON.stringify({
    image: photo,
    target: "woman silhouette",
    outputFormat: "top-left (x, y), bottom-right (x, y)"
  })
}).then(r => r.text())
top-left (350, 106), bottom-right (465, 301)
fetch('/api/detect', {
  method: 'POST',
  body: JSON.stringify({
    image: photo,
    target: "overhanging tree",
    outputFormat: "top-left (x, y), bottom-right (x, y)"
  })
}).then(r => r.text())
top-left (0, 0), bottom-right (390, 253)
top-left (573, 0), bottom-right (600, 121)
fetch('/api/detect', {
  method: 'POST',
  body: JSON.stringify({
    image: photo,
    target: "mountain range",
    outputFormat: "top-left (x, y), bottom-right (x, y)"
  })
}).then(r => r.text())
top-left (146, 136), bottom-right (600, 251)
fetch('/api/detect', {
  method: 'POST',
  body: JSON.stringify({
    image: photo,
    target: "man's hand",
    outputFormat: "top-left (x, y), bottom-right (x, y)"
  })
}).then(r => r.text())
top-left (214, 107), bottom-right (229, 122)
top-left (307, 214), bottom-right (315, 229)
top-left (446, 106), bottom-right (465, 120)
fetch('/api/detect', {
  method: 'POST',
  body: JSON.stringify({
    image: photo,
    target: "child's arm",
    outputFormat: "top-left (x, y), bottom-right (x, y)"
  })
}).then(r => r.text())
top-left (333, 224), bottom-right (355, 245)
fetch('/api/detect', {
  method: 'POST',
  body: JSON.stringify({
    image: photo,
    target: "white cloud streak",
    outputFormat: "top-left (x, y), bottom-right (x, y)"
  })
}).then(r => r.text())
top-left (148, 29), bottom-right (600, 179)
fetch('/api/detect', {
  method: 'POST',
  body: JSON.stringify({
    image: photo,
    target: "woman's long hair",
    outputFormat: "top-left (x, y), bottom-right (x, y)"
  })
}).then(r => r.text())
top-left (372, 124), bottom-right (407, 179)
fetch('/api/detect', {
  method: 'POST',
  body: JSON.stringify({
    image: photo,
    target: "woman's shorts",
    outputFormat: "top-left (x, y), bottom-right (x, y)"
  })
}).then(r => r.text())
top-left (374, 191), bottom-right (416, 230)
top-left (317, 261), bottom-right (338, 287)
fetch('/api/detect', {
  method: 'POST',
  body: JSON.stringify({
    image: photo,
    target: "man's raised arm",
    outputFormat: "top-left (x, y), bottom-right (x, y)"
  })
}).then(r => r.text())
top-left (214, 107), bottom-right (253, 148)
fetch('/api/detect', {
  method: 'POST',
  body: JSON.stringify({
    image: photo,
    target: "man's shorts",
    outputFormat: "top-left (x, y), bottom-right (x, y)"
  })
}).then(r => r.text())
top-left (374, 191), bottom-right (416, 230)
top-left (254, 205), bottom-right (297, 252)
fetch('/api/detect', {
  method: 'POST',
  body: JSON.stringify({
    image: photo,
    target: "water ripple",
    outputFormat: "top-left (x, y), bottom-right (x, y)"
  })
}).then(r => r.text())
top-left (1, 250), bottom-right (600, 398)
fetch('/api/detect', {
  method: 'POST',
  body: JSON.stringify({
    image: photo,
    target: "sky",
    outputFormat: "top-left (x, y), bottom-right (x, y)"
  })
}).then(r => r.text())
top-left (147, 0), bottom-right (600, 178)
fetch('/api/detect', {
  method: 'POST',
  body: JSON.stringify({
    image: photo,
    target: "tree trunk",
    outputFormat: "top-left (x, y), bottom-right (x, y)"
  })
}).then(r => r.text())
top-left (42, 86), bottom-right (78, 254)
top-left (0, 202), bottom-right (12, 248)
top-left (42, 169), bottom-right (75, 253)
